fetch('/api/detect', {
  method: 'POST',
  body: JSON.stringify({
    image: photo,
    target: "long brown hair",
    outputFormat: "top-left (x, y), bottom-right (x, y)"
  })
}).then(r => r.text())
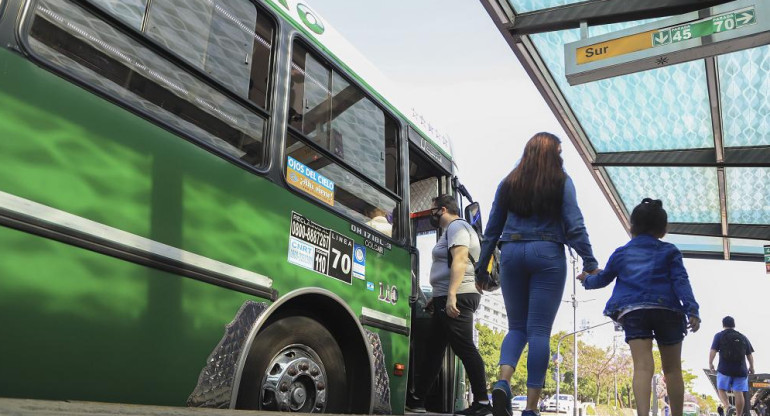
top-left (501, 132), bottom-right (566, 218)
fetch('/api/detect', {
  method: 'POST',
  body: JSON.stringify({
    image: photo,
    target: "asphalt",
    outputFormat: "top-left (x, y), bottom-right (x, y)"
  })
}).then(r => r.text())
top-left (0, 398), bottom-right (274, 416)
top-left (0, 398), bottom-right (572, 416)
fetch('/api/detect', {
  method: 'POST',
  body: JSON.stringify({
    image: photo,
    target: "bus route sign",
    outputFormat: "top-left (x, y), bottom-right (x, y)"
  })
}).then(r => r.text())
top-left (652, 7), bottom-right (756, 48)
top-left (565, 0), bottom-right (770, 85)
top-left (576, 6), bottom-right (756, 65)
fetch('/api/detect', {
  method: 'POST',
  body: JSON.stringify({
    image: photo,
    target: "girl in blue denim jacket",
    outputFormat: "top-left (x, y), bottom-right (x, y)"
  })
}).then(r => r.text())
top-left (578, 198), bottom-right (700, 416)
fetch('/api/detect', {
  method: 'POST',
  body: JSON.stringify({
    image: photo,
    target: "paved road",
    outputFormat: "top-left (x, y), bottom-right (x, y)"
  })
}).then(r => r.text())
top-left (0, 398), bottom-right (572, 416)
top-left (0, 398), bottom-right (270, 416)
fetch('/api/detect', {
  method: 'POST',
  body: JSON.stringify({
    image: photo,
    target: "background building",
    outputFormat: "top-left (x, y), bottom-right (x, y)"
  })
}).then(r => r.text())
top-left (474, 292), bottom-right (507, 333)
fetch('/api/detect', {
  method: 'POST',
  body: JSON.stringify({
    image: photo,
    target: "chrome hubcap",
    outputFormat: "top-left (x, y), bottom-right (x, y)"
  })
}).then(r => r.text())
top-left (260, 345), bottom-right (327, 412)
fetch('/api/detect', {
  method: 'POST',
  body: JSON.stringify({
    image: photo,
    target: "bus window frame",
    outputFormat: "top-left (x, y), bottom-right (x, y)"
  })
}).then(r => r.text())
top-left (282, 34), bottom-right (405, 245)
top-left (16, 0), bottom-right (279, 175)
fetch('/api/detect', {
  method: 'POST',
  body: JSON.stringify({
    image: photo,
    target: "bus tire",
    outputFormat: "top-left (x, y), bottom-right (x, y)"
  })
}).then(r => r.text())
top-left (236, 315), bottom-right (347, 413)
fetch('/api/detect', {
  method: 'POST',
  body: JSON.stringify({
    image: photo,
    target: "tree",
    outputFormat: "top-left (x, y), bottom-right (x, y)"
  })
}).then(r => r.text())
top-left (476, 323), bottom-right (504, 390)
top-left (579, 342), bottom-right (616, 404)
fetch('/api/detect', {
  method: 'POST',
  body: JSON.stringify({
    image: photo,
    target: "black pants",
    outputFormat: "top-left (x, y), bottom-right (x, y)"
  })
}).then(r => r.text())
top-left (414, 293), bottom-right (487, 403)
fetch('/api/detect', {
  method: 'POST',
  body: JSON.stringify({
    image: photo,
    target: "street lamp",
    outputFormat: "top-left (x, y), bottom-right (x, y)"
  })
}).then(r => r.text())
top-left (556, 321), bottom-right (614, 416)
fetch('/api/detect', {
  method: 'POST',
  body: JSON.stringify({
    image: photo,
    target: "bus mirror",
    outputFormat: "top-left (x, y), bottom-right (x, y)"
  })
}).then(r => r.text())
top-left (464, 202), bottom-right (483, 235)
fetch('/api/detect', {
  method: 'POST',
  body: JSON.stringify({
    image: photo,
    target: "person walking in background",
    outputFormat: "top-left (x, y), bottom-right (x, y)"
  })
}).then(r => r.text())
top-left (578, 198), bottom-right (701, 416)
top-left (475, 132), bottom-right (599, 416)
top-left (709, 316), bottom-right (755, 416)
top-left (406, 195), bottom-right (491, 416)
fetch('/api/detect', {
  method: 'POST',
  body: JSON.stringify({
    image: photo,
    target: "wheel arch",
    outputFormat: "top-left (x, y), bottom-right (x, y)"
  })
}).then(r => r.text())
top-left (231, 287), bottom-right (375, 413)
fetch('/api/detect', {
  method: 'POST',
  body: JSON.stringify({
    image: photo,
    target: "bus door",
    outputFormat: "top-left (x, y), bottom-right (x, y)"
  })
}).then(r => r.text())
top-left (405, 142), bottom-right (463, 413)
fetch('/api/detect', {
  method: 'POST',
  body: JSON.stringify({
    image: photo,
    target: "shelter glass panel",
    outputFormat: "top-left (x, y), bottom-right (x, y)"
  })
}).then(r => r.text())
top-left (663, 234), bottom-right (723, 253)
top-left (530, 28), bottom-right (713, 152)
top-left (605, 166), bottom-right (720, 223)
top-left (726, 168), bottom-right (770, 225)
top-left (507, 0), bottom-right (587, 14)
top-left (719, 45), bottom-right (770, 148)
top-left (729, 238), bottom-right (770, 255)
top-left (730, 238), bottom-right (770, 255)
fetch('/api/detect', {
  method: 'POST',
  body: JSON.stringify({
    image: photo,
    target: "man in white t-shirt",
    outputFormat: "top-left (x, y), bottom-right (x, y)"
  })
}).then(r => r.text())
top-left (406, 195), bottom-right (490, 416)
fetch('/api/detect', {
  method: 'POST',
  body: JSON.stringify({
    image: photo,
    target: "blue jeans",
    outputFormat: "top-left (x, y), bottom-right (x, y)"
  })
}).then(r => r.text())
top-left (499, 240), bottom-right (567, 388)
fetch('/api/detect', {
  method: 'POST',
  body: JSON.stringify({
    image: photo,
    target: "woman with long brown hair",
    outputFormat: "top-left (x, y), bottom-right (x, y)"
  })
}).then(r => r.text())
top-left (476, 132), bottom-right (599, 416)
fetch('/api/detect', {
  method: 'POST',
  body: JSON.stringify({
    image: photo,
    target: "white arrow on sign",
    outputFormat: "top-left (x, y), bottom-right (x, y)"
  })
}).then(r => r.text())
top-left (736, 11), bottom-right (754, 26)
top-left (654, 31), bottom-right (669, 44)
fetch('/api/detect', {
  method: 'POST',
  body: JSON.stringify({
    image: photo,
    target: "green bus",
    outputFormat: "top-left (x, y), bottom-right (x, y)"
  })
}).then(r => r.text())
top-left (684, 402), bottom-right (701, 416)
top-left (0, 0), bottom-right (474, 413)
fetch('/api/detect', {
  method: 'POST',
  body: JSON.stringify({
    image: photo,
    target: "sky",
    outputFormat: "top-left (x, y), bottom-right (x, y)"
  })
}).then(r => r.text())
top-left (306, 0), bottom-right (769, 397)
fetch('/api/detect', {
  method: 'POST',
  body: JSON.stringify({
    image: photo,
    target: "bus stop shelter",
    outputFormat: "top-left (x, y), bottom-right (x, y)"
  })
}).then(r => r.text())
top-left (480, 0), bottom-right (770, 261)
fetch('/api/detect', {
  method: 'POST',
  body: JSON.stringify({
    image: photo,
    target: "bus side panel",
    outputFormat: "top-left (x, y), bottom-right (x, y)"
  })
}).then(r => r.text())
top-left (0, 224), bottom-right (254, 405)
top-left (0, 47), bottom-right (412, 405)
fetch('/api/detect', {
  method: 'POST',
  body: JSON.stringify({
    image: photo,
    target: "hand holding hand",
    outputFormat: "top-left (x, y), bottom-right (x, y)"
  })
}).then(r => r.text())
top-left (577, 268), bottom-right (601, 282)
top-left (688, 316), bottom-right (701, 333)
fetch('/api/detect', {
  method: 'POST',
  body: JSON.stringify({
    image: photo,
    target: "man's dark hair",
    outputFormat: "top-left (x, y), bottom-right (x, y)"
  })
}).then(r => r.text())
top-left (630, 198), bottom-right (668, 237)
top-left (722, 316), bottom-right (735, 328)
top-left (432, 195), bottom-right (459, 215)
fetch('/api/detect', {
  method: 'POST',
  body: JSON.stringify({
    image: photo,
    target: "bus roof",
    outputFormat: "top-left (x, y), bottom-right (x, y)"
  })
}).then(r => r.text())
top-left (262, 0), bottom-right (453, 161)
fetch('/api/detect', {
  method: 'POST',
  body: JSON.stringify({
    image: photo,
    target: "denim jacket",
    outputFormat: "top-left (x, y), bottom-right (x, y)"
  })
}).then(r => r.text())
top-left (477, 175), bottom-right (598, 272)
top-left (582, 234), bottom-right (700, 320)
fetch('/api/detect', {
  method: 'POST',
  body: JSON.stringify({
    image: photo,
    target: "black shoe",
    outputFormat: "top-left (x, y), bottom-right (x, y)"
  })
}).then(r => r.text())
top-left (456, 401), bottom-right (493, 416)
top-left (405, 394), bottom-right (426, 413)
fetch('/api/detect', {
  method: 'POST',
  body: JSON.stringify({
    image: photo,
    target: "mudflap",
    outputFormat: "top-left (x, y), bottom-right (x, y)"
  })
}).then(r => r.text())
top-left (186, 300), bottom-right (268, 408)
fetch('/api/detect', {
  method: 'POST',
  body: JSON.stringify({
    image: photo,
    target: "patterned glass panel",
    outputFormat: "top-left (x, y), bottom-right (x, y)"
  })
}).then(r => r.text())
top-left (145, 0), bottom-right (258, 97)
top-left (31, 0), bottom-right (266, 165)
top-left (726, 168), bottom-right (770, 224)
top-left (729, 238), bottom-right (770, 255)
top-left (507, 0), bottom-right (587, 14)
top-left (605, 166), bottom-right (720, 223)
top-left (663, 234), bottom-right (723, 253)
top-left (530, 28), bottom-right (713, 152)
top-left (719, 45), bottom-right (770, 147)
top-left (88, 0), bottom-right (147, 30)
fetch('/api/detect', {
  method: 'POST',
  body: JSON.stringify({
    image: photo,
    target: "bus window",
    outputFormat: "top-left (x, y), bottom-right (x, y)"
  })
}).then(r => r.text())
top-left (144, 0), bottom-right (274, 108)
top-left (289, 41), bottom-right (399, 194)
top-left (88, 0), bottom-right (147, 31)
top-left (28, 0), bottom-right (272, 167)
top-left (286, 133), bottom-right (399, 239)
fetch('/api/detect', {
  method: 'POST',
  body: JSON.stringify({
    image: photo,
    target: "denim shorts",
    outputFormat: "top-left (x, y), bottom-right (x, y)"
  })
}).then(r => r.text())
top-left (620, 308), bottom-right (686, 345)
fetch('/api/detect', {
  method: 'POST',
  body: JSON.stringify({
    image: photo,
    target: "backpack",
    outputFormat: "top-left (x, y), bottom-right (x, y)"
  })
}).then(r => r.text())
top-left (445, 207), bottom-right (501, 292)
top-left (719, 329), bottom-right (747, 363)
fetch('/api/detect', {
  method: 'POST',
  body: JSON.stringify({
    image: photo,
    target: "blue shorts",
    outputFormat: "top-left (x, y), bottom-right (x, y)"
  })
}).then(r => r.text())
top-left (620, 308), bottom-right (686, 346)
top-left (716, 372), bottom-right (749, 392)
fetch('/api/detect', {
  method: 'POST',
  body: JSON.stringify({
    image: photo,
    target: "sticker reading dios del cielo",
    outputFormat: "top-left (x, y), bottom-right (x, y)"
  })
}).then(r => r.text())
top-left (286, 156), bottom-right (335, 206)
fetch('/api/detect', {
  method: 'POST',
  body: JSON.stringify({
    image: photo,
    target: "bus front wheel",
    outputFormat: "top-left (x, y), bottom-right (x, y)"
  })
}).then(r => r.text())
top-left (236, 316), bottom-right (347, 412)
